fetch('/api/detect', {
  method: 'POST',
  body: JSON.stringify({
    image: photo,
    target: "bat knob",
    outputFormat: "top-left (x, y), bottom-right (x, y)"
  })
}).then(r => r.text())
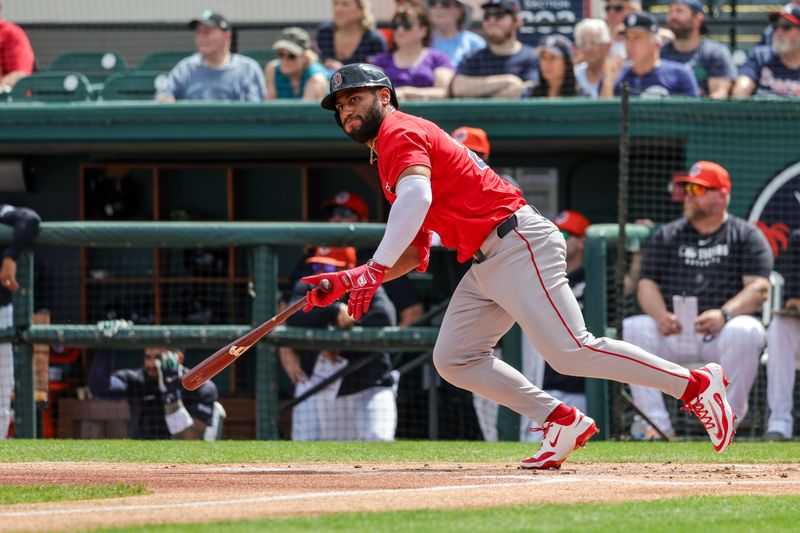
top-left (320, 279), bottom-right (333, 293)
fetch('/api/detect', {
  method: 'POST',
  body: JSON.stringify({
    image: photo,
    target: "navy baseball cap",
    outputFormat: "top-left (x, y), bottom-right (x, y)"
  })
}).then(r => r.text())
top-left (769, 5), bottom-right (800, 25)
top-left (671, 0), bottom-right (704, 13)
top-left (189, 10), bottom-right (231, 31)
top-left (481, 0), bottom-right (521, 14)
top-left (623, 11), bottom-right (659, 33)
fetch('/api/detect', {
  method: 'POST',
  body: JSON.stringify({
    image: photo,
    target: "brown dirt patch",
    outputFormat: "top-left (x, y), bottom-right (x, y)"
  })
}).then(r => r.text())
top-left (1, 461), bottom-right (799, 532)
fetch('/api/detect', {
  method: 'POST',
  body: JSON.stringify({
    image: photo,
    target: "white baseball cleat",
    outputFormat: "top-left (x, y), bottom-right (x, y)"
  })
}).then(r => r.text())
top-left (520, 407), bottom-right (598, 470)
top-left (682, 363), bottom-right (735, 453)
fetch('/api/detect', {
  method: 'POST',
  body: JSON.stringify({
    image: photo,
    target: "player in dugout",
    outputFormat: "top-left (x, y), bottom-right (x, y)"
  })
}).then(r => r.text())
top-left (302, 63), bottom-right (736, 469)
top-left (89, 347), bottom-right (224, 440)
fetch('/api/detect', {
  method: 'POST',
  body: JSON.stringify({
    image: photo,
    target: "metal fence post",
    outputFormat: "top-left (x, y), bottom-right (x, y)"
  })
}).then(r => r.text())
top-left (12, 252), bottom-right (35, 438)
top-left (253, 246), bottom-right (279, 440)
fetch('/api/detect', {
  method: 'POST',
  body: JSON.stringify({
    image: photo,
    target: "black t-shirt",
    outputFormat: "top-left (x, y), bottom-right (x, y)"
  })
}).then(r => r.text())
top-left (640, 216), bottom-right (773, 312)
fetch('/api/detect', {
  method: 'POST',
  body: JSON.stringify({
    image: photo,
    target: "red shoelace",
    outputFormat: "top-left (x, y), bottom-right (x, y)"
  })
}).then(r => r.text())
top-left (681, 396), bottom-right (714, 430)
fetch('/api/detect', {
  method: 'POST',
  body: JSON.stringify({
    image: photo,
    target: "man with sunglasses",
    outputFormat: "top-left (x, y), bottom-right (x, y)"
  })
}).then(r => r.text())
top-left (428, 0), bottom-right (486, 69)
top-left (604, 0), bottom-right (642, 58)
top-left (451, 0), bottom-right (539, 98)
top-left (623, 161), bottom-right (772, 440)
top-left (732, 5), bottom-right (800, 97)
top-left (306, 63), bottom-right (740, 468)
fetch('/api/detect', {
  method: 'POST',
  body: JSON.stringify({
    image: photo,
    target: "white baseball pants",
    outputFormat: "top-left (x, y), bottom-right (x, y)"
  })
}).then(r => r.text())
top-left (432, 205), bottom-right (692, 426)
top-left (0, 304), bottom-right (12, 440)
top-left (765, 315), bottom-right (800, 438)
top-left (623, 314), bottom-right (764, 434)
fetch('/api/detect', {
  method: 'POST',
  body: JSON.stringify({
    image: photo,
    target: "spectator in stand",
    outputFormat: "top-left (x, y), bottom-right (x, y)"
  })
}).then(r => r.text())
top-left (88, 348), bottom-right (223, 440)
top-left (0, 0), bottom-right (34, 94)
top-left (283, 246), bottom-right (398, 441)
top-left (601, 12), bottom-right (699, 98)
top-left (732, 6), bottom-right (800, 98)
top-left (429, 0), bottom-right (486, 69)
top-left (622, 161), bottom-right (772, 439)
top-left (759, 0), bottom-right (800, 46)
top-left (532, 34), bottom-right (578, 98)
top-left (316, 0), bottom-right (387, 72)
top-left (156, 11), bottom-right (265, 102)
top-left (604, 0), bottom-right (642, 58)
top-left (660, 0), bottom-right (737, 99)
top-left (369, 2), bottom-right (454, 101)
top-left (573, 18), bottom-right (612, 98)
top-left (763, 229), bottom-right (800, 440)
top-left (265, 27), bottom-right (329, 101)
top-left (0, 204), bottom-right (40, 440)
top-left (451, 0), bottom-right (538, 98)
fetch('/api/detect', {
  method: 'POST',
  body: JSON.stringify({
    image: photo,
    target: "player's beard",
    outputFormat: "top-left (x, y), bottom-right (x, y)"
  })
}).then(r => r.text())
top-left (344, 99), bottom-right (384, 144)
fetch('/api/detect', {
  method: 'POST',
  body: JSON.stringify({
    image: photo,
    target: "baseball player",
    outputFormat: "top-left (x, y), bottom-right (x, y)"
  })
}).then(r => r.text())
top-left (302, 63), bottom-right (735, 468)
top-left (0, 204), bottom-right (41, 439)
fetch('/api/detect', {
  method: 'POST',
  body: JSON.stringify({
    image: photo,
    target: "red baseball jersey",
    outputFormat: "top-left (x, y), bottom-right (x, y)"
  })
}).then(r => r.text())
top-left (375, 111), bottom-right (526, 263)
top-left (0, 20), bottom-right (35, 77)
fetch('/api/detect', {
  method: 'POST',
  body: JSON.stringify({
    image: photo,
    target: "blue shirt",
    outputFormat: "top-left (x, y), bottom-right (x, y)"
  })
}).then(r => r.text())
top-left (432, 31), bottom-right (486, 69)
top-left (315, 23), bottom-right (387, 66)
top-left (274, 61), bottom-right (329, 99)
top-left (660, 40), bottom-right (737, 96)
top-left (457, 44), bottom-right (539, 84)
top-left (739, 45), bottom-right (800, 97)
top-left (159, 53), bottom-right (266, 102)
top-left (614, 59), bottom-right (699, 97)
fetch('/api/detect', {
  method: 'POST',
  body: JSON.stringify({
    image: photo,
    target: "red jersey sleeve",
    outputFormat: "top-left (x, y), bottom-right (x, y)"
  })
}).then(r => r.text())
top-left (411, 227), bottom-right (433, 272)
top-left (381, 123), bottom-right (432, 193)
top-left (1, 24), bottom-right (35, 75)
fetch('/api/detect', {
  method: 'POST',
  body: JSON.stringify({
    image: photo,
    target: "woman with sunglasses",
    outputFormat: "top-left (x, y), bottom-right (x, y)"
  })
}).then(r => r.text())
top-left (266, 27), bottom-right (329, 101)
top-left (531, 34), bottom-right (578, 98)
top-left (604, 0), bottom-right (641, 57)
top-left (369, 2), bottom-right (455, 101)
top-left (316, 0), bottom-right (387, 73)
top-left (428, 0), bottom-right (485, 68)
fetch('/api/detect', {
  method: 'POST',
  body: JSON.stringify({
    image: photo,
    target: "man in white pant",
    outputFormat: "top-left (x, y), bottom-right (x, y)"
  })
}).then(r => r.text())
top-left (764, 230), bottom-right (800, 440)
top-left (0, 204), bottom-right (41, 439)
top-left (623, 161), bottom-right (772, 438)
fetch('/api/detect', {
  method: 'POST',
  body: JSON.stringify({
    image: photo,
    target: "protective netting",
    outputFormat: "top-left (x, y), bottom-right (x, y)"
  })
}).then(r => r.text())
top-left (614, 97), bottom-right (800, 441)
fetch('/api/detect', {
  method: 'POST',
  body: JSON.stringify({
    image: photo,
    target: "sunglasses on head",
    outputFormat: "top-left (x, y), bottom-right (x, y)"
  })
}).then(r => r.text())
top-left (428, 0), bottom-right (457, 7)
top-left (605, 4), bottom-right (626, 12)
top-left (774, 21), bottom-right (797, 31)
top-left (277, 50), bottom-right (298, 60)
top-left (483, 10), bottom-right (510, 21)
top-left (681, 182), bottom-right (715, 196)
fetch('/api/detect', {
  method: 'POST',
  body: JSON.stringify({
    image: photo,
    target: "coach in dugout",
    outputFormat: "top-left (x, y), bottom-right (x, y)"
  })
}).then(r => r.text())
top-left (89, 348), bottom-right (223, 440)
top-left (156, 10), bottom-right (265, 102)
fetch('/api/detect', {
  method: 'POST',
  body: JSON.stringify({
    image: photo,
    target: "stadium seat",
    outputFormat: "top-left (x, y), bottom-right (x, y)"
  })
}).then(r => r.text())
top-left (8, 72), bottom-right (95, 103)
top-left (48, 51), bottom-right (129, 83)
top-left (240, 49), bottom-right (277, 68)
top-left (99, 71), bottom-right (169, 101)
top-left (137, 50), bottom-right (194, 72)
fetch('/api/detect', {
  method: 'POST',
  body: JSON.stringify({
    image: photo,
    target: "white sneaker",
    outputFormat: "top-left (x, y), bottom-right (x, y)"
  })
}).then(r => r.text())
top-left (682, 363), bottom-right (735, 453)
top-left (520, 407), bottom-right (598, 470)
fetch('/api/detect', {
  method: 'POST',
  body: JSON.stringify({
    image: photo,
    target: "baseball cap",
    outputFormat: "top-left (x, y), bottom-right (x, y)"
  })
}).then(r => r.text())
top-left (451, 126), bottom-right (491, 157)
top-left (273, 27), bottom-right (312, 56)
top-left (673, 161), bottom-right (731, 193)
top-left (324, 191), bottom-right (369, 221)
top-left (480, 0), bottom-right (521, 14)
top-left (769, 5), bottom-right (800, 25)
top-left (536, 34), bottom-right (575, 60)
top-left (306, 247), bottom-right (357, 268)
top-left (671, 0), bottom-right (704, 13)
top-left (189, 10), bottom-right (231, 31)
top-left (623, 11), bottom-right (659, 33)
top-left (554, 210), bottom-right (591, 237)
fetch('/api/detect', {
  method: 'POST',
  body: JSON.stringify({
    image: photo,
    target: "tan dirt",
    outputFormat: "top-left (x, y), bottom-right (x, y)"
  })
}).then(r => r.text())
top-left (1, 461), bottom-right (799, 532)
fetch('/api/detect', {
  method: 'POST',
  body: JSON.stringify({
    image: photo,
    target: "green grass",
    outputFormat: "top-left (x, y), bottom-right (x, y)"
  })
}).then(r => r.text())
top-left (1, 439), bottom-right (799, 464)
top-left (0, 483), bottom-right (146, 504)
top-left (92, 496), bottom-right (800, 532)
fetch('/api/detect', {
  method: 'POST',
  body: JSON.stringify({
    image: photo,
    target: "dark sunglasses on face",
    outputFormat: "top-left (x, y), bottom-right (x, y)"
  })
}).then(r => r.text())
top-left (428, 0), bottom-right (457, 7)
top-left (605, 4), bottom-right (626, 12)
top-left (331, 206), bottom-right (358, 218)
top-left (774, 22), bottom-right (797, 32)
top-left (483, 10), bottom-right (510, 21)
top-left (310, 263), bottom-right (338, 273)
top-left (277, 50), bottom-right (298, 60)
top-left (391, 19), bottom-right (415, 31)
top-left (681, 182), bottom-right (715, 197)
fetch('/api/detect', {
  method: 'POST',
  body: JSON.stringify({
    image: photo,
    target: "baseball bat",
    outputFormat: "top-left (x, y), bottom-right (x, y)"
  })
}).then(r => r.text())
top-left (181, 279), bottom-right (332, 391)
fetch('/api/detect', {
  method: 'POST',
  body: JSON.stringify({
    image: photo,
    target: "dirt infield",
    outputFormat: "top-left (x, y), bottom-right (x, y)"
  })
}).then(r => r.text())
top-left (1, 461), bottom-right (799, 532)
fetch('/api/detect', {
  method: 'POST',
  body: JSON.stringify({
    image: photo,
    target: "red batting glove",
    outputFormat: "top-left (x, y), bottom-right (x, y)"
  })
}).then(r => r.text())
top-left (301, 273), bottom-right (348, 312)
top-left (346, 260), bottom-right (388, 320)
